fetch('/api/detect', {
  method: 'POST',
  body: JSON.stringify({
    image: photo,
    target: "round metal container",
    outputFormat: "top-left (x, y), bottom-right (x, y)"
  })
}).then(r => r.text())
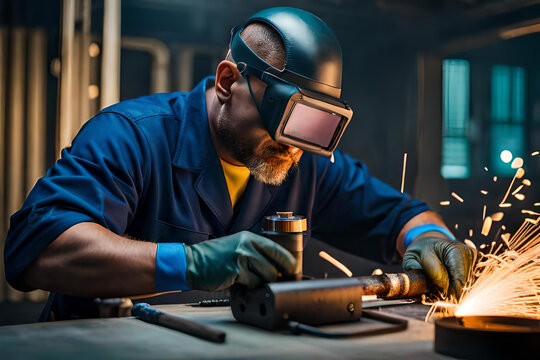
top-left (435, 316), bottom-right (540, 359)
top-left (261, 211), bottom-right (307, 280)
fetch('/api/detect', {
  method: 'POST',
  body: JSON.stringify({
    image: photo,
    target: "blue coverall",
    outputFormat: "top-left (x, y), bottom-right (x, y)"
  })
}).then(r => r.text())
top-left (4, 77), bottom-right (429, 320)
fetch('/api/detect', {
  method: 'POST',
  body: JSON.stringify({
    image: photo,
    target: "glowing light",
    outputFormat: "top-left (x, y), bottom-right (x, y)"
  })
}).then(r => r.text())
top-left (464, 239), bottom-right (476, 249)
top-left (500, 150), bottom-right (513, 163)
top-left (319, 251), bottom-right (352, 277)
top-left (400, 153), bottom-right (407, 193)
top-left (514, 193), bottom-right (525, 201)
top-left (89, 42), bottom-right (100, 57)
top-left (522, 179), bottom-right (531, 186)
top-left (531, 151), bottom-right (539, 156)
top-left (455, 224), bottom-right (459, 230)
top-left (451, 192), bottom-right (464, 203)
top-left (469, 229), bottom-right (474, 237)
top-left (482, 205), bottom-right (486, 220)
top-left (499, 203), bottom-right (512, 208)
top-left (428, 219), bottom-right (540, 321)
top-left (371, 268), bottom-right (383, 276)
top-left (512, 185), bottom-right (524, 195)
top-left (493, 176), bottom-right (498, 182)
top-left (522, 210), bottom-right (540, 216)
top-left (481, 217), bottom-right (492, 236)
top-left (535, 203), bottom-right (540, 207)
top-left (516, 168), bottom-right (525, 179)
top-left (490, 212), bottom-right (504, 222)
top-left (484, 167), bottom-right (489, 172)
top-left (511, 157), bottom-right (524, 169)
top-left (480, 190), bottom-right (488, 195)
top-left (88, 85), bottom-right (99, 99)
top-left (440, 201), bottom-right (450, 206)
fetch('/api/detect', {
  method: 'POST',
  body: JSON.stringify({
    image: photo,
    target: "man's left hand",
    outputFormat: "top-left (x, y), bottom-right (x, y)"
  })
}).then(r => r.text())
top-left (403, 236), bottom-right (476, 298)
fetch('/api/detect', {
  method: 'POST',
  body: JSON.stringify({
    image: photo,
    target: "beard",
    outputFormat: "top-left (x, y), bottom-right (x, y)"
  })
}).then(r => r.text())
top-left (217, 120), bottom-right (302, 186)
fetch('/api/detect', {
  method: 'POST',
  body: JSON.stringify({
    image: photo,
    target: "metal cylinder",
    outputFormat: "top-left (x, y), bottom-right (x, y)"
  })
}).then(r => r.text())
top-left (261, 211), bottom-right (307, 280)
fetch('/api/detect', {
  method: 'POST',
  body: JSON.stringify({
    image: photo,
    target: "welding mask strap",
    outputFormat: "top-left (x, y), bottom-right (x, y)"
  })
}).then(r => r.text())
top-left (286, 309), bottom-right (408, 338)
top-left (245, 75), bottom-right (263, 115)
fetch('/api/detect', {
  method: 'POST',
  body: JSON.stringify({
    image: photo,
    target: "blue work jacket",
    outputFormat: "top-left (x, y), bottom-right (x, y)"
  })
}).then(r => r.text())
top-left (4, 77), bottom-right (429, 320)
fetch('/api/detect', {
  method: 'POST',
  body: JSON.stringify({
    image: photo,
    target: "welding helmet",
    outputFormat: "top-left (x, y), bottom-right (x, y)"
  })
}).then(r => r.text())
top-left (229, 7), bottom-right (353, 157)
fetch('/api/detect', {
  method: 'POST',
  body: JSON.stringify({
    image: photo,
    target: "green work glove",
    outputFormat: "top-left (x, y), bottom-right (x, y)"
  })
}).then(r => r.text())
top-left (402, 236), bottom-right (476, 298)
top-left (184, 231), bottom-right (296, 291)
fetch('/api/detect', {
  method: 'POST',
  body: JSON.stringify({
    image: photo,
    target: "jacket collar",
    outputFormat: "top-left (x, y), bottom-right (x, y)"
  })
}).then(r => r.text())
top-left (170, 76), bottom-right (277, 233)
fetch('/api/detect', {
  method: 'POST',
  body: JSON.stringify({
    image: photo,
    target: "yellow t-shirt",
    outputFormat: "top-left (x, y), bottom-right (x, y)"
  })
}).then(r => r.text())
top-left (219, 158), bottom-right (251, 209)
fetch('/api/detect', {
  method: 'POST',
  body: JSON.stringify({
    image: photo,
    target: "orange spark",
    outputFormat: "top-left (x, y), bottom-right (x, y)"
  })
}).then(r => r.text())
top-left (451, 192), bottom-right (464, 203)
top-left (319, 251), bottom-right (353, 277)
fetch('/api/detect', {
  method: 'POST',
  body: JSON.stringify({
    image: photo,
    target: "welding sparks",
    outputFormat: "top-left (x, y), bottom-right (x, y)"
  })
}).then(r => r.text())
top-left (523, 179), bottom-right (531, 186)
top-left (531, 151), bottom-right (539, 156)
top-left (493, 176), bottom-right (498, 182)
top-left (480, 190), bottom-right (488, 195)
top-left (482, 205), bottom-right (486, 220)
top-left (451, 192), bottom-right (464, 203)
top-left (499, 168), bottom-right (525, 206)
top-left (535, 203), bottom-right (540, 207)
top-left (481, 217), bottom-right (492, 236)
top-left (440, 201), bottom-right (450, 206)
top-left (319, 251), bottom-right (353, 277)
top-left (514, 193), bottom-right (525, 201)
top-left (511, 157), bottom-right (524, 169)
top-left (427, 218), bottom-right (540, 321)
top-left (469, 229), bottom-right (473, 238)
top-left (490, 212), bottom-right (504, 222)
top-left (484, 167), bottom-right (489, 172)
top-left (400, 153), bottom-right (407, 193)
top-left (512, 185), bottom-right (524, 196)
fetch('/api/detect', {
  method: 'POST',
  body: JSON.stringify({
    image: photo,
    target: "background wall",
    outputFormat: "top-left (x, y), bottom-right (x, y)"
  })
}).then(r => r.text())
top-left (1, 0), bottom-right (540, 323)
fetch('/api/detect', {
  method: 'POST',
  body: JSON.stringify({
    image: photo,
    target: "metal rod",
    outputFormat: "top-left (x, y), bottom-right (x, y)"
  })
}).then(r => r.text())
top-left (101, 0), bottom-right (121, 109)
top-left (26, 28), bottom-right (49, 302)
top-left (7, 27), bottom-right (26, 301)
top-left (79, 0), bottom-right (91, 126)
top-left (121, 36), bottom-right (170, 93)
top-left (58, 0), bottom-right (76, 154)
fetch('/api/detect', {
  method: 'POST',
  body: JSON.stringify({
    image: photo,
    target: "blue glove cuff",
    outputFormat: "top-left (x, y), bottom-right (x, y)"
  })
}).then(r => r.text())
top-left (155, 243), bottom-right (191, 292)
top-left (404, 223), bottom-right (456, 249)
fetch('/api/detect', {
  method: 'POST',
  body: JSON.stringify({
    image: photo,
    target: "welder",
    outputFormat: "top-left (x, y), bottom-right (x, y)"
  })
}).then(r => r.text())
top-left (4, 7), bottom-right (474, 320)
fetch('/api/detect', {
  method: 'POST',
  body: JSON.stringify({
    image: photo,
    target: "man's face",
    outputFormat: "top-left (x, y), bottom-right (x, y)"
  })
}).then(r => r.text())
top-left (216, 75), bottom-right (303, 186)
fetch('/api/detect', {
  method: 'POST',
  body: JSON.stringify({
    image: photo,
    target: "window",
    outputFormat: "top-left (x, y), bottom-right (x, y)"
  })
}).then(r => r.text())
top-left (490, 65), bottom-right (526, 177)
top-left (441, 59), bottom-right (470, 179)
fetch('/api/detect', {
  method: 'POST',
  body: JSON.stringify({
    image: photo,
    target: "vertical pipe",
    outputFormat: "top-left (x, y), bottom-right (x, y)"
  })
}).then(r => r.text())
top-left (79, 0), bottom-right (91, 126)
top-left (6, 27), bottom-right (26, 302)
top-left (101, 0), bottom-right (121, 109)
top-left (178, 47), bottom-right (194, 92)
top-left (0, 27), bottom-right (7, 302)
top-left (26, 29), bottom-right (49, 302)
top-left (26, 29), bottom-right (47, 193)
top-left (57, 0), bottom-right (76, 154)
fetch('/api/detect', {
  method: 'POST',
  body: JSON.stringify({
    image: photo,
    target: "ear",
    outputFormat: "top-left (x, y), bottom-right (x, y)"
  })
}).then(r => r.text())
top-left (215, 60), bottom-right (241, 103)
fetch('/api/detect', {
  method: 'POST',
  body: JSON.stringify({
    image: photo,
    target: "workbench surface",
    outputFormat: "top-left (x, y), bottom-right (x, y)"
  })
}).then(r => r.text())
top-left (0, 302), bottom-right (453, 359)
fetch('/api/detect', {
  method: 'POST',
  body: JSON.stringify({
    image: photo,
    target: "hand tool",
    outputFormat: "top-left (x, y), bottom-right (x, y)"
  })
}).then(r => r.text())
top-left (131, 303), bottom-right (226, 343)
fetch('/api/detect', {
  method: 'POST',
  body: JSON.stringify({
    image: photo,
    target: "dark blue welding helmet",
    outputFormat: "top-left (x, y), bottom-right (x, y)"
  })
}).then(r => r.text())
top-left (229, 7), bottom-right (353, 157)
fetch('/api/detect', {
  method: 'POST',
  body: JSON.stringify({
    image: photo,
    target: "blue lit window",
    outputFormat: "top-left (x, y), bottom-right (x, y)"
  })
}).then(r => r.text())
top-left (441, 59), bottom-right (470, 179)
top-left (490, 65), bottom-right (526, 177)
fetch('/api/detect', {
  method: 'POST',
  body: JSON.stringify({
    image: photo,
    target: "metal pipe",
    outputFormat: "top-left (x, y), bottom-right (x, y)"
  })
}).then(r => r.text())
top-left (57, 0), bottom-right (76, 154)
top-left (7, 27), bottom-right (26, 301)
top-left (101, 0), bottom-right (121, 109)
top-left (27, 29), bottom-right (47, 192)
top-left (121, 37), bottom-right (170, 93)
top-left (79, 0), bottom-right (91, 126)
top-left (26, 28), bottom-right (49, 302)
top-left (0, 26), bottom-right (7, 302)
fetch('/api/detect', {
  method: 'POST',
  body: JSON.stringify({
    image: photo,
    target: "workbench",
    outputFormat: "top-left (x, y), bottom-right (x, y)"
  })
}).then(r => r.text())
top-left (0, 302), bottom-right (453, 359)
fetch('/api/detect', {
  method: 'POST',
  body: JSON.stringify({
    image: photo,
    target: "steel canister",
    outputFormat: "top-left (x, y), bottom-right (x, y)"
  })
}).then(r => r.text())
top-left (261, 211), bottom-right (307, 280)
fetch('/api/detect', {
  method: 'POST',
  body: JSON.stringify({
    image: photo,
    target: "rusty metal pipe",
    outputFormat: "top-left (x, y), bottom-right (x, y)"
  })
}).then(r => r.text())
top-left (356, 270), bottom-right (429, 300)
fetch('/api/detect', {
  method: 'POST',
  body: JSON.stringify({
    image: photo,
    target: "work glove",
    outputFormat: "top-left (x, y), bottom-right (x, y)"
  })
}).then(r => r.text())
top-left (184, 231), bottom-right (296, 291)
top-left (402, 236), bottom-right (476, 299)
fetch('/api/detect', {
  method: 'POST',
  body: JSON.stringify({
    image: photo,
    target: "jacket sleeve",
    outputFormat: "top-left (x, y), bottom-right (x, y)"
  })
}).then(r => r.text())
top-left (311, 151), bottom-right (430, 264)
top-left (4, 111), bottom-right (150, 290)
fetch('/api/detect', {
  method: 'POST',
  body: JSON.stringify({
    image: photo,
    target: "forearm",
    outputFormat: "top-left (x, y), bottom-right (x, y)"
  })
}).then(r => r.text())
top-left (396, 211), bottom-right (453, 257)
top-left (20, 222), bottom-right (157, 297)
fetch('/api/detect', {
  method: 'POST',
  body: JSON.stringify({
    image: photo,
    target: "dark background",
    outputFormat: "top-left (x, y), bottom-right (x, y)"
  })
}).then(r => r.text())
top-left (1, 0), bottom-right (540, 324)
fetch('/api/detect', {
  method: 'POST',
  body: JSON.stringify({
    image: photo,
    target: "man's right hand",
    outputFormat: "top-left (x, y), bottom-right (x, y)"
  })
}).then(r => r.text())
top-left (184, 231), bottom-right (296, 291)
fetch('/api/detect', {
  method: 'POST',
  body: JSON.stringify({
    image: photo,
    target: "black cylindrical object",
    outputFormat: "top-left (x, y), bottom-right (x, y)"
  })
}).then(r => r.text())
top-left (261, 211), bottom-right (307, 280)
top-left (231, 278), bottom-right (363, 330)
top-left (435, 316), bottom-right (540, 359)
